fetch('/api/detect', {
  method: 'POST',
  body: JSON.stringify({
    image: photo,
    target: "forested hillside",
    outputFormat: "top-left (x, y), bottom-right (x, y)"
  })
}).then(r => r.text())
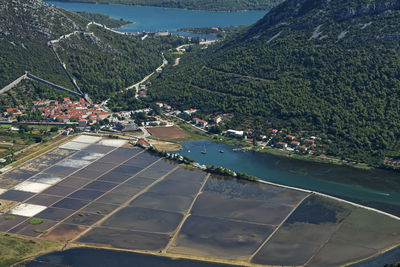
top-left (148, 0), bottom-right (400, 165)
top-left (54, 0), bottom-right (284, 11)
top-left (0, 0), bottom-right (79, 89)
top-left (56, 27), bottom-right (185, 102)
top-left (0, 0), bottom-right (185, 109)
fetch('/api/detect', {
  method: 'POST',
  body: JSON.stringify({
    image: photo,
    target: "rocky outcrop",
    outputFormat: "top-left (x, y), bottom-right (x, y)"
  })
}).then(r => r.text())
top-left (247, 0), bottom-right (400, 37)
top-left (0, 0), bottom-right (79, 41)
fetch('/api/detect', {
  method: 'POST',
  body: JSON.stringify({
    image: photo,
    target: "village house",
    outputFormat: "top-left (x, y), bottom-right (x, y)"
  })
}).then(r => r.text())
top-left (276, 142), bottom-right (288, 149)
top-left (286, 135), bottom-right (295, 140)
top-left (271, 129), bottom-right (278, 134)
top-left (162, 104), bottom-right (172, 111)
top-left (136, 138), bottom-right (151, 149)
top-left (79, 119), bottom-right (87, 127)
top-left (184, 109), bottom-right (197, 116)
top-left (56, 115), bottom-right (69, 123)
top-left (192, 117), bottom-right (201, 124)
top-left (63, 128), bottom-right (74, 135)
top-left (299, 145), bottom-right (309, 152)
top-left (226, 129), bottom-right (244, 138)
top-left (290, 141), bottom-right (300, 148)
top-left (303, 139), bottom-right (315, 146)
top-left (213, 116), bottom-right (222, 124)
top-left (138, 91), bottom-right (147, 98)
top-left (4, 108), bottom-right (22, 117)
top-left (198, 119), bottom-right (208, 128)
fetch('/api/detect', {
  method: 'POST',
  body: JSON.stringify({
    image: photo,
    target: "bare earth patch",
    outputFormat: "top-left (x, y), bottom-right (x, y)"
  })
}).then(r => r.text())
top-left (149, 140), bottom-right (182, 151)
top-left (43, 223), bottom-right (87, 242)
top-left (147, 126), bottom-right (189, 140)
top-left (0, 199), bottom-right (19, 214)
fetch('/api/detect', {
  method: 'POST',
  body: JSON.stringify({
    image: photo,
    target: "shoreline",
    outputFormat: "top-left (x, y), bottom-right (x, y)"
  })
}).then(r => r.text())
top-left (6, 133), bottom-right (400, 267)
top-left (208, 136), bottom-right (376, 171)
top-left (173, 120), bottom-right (381, 172)
top-left (47, 0), bottom-right (270, 13)
top-left (113, 21), bottom-right (135, 30)
top-left (254, 146), bottom-right (374, 170)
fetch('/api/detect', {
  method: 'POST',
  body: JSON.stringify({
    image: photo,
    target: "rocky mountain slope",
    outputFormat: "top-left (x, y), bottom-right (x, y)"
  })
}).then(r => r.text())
top-left (149, 0), bottom-right (400, 165)
top-left (0, 0), bottom-right (183, 108)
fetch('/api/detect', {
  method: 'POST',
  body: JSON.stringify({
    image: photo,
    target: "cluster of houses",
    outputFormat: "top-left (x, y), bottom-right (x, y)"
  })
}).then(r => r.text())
top-left (155, 102), bottom-right (172, 111)
top-left (138, 84), bottom-right (148, 98)
top-left (34, 97), bottom-right (110, 126)
top-left (275, 134), bottom-right (316, 152)
top-left (153, 102), bottom-right (226, 130)
top-left (2, 108), bottom-right (23, 119)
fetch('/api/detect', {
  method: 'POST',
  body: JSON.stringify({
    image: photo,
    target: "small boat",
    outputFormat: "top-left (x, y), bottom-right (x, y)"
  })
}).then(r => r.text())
top-left (201, 145), bottom-right (207, 154)
top-left (219, 150), bottom-right (224, 153)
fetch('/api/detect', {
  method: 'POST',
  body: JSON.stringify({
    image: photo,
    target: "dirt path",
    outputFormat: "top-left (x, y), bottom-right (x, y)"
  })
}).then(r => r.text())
top-left (248, 193), bottom-right (312, 261)
top-left (163, 173), bottom-right (210, 253)
top-left (70, 164), bottom-right (180, 242)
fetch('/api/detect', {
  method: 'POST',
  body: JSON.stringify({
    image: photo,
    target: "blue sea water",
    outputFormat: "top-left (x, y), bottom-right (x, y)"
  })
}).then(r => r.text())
top-left (46, 1), bottom-right (266, 39)
top-left (177, 141), bottom-right (400, 216)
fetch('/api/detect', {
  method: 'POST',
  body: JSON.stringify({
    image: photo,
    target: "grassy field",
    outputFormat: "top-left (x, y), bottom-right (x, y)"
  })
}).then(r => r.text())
top-left (148, 139), bottom-right (182, 151)
top-left (0, 234), bottom-right (63, 267)
top-left (10, 134), bottom-right (74, 168)
top-left (173, 121), bottom-right (212, 142)
top-left (0, 125), bottom-right (62, 164)
top-left (258, 147), bottom-right (373, 170)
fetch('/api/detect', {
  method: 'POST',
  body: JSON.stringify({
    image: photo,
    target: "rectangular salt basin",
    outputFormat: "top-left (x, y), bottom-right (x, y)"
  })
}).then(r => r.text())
top-left (72, 152), bottom-right (104, 161)
top-left (73, 135), bottom-right (102, 144)
top-left (98, 139), bottom-right (128, 147)
top-left (57, 159), bottom-right (91, 168)
top-left (13, 181), bottom-right (52, 193)
top-left (29, 174), bottom-right (63, 185)
top-left (59, 141), bottom-right (90, 151)
top-left (0, 188), bottom-right (6, 194)
top-left (10, 203), bottom-right (47, 217)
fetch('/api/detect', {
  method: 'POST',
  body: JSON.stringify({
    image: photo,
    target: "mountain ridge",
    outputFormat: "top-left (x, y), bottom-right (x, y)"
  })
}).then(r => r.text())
top-left (148, 0), bottom-right (400, 165)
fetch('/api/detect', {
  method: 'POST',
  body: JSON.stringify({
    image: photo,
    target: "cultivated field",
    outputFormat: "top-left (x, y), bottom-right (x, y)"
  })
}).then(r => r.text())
top-left (147, 125), bottom-right (189, 140)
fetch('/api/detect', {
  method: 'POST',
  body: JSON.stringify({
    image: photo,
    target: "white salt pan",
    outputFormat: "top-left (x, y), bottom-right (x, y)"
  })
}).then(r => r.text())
top-left (57, 159), bottom-right (91, 168)
top-left (73, 135), bottom-right (102, 144)
top-left (30, 174), bottom-right (63, 185)
top-left (60, 141), bottom-right (90, 151)
top-left (13, 181), bottom-right (51, 193)
top-left (10, 203), bottom-right (47, 217)
top-left (98, 139), bottom-right (127, 147)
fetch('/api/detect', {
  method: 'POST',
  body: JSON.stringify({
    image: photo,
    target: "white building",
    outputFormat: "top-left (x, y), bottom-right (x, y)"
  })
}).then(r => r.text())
top-left (226, 130), bottom-right (244, 138)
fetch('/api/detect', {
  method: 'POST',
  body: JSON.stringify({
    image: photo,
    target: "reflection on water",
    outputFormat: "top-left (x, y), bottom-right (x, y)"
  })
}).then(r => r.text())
top-left (26, 248), bottom-right (231, 267)
top-left (350, 246), bottom-right (400, 267)
top-left (177, 141), bottom-right (400, 216)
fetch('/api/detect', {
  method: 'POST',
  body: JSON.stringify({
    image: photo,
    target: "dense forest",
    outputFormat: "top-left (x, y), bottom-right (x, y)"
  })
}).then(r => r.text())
top-left (56, 26), bottom-right (186, 102)
top-left (148, 0), bottom-right (400, 166)
top-left (55, 0), bottom-right (284, 11)
top-left (178, 26), bottom-right (249, 39)
top-left (0, 0), bottom-right (186, 107)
